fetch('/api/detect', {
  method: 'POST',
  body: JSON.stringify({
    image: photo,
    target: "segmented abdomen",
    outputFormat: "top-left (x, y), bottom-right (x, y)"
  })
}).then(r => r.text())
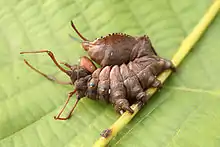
top-left (78, 55), bottom-right (174, 113)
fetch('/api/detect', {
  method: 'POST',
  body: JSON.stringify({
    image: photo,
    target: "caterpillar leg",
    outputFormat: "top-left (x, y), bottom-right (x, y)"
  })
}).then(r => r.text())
top-left (20, 50), bottom-right (71, 76)
top-left (59, 62), bottom-right (72, 69)
top-left (120, 64), bottom-right (148, 103)
top-left (97, 66), bottom-right (111, 101)
top-left (54, 90), bottom-right (79, 120)
top-left (109, 65), bottom-right (133, 114)
top-left (114, 98), bottom-right (134, 114)
top-left (22, 59), bottom-right (72, 85)
top-left (148, 75), bottom-right (162, 89)
top-left (159, 58), bottom-right (176, 72)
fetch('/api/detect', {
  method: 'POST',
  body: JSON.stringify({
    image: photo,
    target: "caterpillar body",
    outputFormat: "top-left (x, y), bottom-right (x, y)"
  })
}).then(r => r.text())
top-left (71, 55), bottom-right (174, 114)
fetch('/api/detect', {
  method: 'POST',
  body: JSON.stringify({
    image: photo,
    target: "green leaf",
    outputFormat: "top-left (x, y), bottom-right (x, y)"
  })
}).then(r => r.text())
top-left (0, 0), bottom-right (219, 147)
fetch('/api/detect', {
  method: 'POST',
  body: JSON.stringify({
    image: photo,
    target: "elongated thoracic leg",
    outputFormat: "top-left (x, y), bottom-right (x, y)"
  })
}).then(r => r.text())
top-left (20, 50), bottom-right (72, 85)
top-left (54, 90), bottom-right (80, 120)
top-left (59, 62), bottom-right (72, 69)
top-left (54, 56), bottom-right (97, 120)
top-left (109, 65), bottom-right (134, 114)
top-left (23, 59), bottom-right (72, 85)
top-left (20, 50), bottom-right (72, 76)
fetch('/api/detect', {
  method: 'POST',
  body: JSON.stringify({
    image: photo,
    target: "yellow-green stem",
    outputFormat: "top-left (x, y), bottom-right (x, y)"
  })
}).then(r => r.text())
top-left (93, 1), bottom-right (220, 146)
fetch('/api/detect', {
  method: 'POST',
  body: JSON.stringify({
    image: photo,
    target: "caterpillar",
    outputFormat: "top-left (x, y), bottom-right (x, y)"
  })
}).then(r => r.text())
top-left (19, 21), bottom-right (175, 120)
top-left (73, 55), bottom-right (174, 115)
top-left (20, 51), bottom-right (174, 120)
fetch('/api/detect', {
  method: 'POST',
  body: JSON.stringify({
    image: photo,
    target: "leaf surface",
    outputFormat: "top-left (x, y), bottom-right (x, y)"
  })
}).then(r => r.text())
top-left (0, 0), bottom-right (219, 147)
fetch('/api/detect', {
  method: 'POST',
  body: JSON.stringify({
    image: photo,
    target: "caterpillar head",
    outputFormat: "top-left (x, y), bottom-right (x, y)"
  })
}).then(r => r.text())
top-left (69, 56), bottom-right (96, 83)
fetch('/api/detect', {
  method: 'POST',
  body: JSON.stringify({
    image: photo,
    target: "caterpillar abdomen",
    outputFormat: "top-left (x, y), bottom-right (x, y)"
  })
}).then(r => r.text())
top-left (98, 66), bottom-right (111, 101)
top-left (74, 55), bottom-right (174, 113)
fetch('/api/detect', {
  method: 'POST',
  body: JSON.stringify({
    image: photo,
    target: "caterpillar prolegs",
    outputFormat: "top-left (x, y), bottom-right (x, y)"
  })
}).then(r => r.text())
top-left (72, 55), bottom-right (175, 115)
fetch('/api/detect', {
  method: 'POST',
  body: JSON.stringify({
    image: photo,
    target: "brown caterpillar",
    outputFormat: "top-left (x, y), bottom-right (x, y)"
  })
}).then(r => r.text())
top-left (19, 21), bottom-right (175, 120)
top-left (20, 51), bottom-right (174, 120)
top-left (73, 56), bottom-right (174, 115)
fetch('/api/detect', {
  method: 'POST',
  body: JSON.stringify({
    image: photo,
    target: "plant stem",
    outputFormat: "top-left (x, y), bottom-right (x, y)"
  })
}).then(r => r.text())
top-left (93, 1), bottom-right (220, 146)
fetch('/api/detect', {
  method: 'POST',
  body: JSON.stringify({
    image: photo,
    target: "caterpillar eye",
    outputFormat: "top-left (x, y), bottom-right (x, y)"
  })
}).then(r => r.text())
top-left (89, 82), bottom-right (95, 87)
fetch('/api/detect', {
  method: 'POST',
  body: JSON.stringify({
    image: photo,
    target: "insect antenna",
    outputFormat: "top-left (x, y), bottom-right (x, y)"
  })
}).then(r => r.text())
top-left (68, 34), bottom-right (82, 43)
top-left (70, 20), bottom-right (88, 41)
